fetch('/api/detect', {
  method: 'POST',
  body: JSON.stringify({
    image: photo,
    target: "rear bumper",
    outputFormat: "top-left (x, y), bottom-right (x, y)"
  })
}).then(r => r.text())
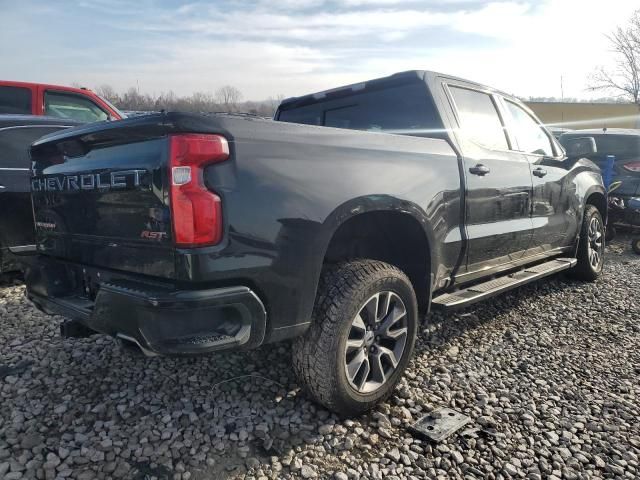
top-left (609, 194), bottom-right (640, 228)
top-left (25, 258), bottom-right (267, 356)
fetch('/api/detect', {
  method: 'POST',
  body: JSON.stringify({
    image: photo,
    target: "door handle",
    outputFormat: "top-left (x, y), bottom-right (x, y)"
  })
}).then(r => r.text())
top-left (532, 167), bottom-right (547, 178)
top-left (0, 184), bottom-right (6, 190)
top-left (469, 164), bottom-right (490, 176)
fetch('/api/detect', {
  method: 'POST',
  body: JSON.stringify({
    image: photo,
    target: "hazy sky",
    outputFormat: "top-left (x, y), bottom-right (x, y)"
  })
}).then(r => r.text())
top-left (1, 0), bottom-right (638, 100)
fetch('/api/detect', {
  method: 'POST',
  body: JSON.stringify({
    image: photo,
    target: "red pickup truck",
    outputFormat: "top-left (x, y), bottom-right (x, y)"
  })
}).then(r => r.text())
top-left (0, 80), bottom-right (124, 122)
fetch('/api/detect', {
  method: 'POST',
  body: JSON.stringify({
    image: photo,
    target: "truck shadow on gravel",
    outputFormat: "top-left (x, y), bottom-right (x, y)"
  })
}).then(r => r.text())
top-left (419, 236), bottom-right (638, 357)
top-left (416, 272), bottom-right (584, 355)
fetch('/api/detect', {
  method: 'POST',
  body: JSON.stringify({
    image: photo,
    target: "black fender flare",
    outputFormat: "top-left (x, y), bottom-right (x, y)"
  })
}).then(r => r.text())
top-left (583, 184), bottom-right (607, 221)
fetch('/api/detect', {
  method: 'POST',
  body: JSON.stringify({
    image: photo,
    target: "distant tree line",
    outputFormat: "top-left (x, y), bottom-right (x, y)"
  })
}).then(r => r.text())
top-left (94, 84), bottom-right (284, 117)
top-left (526, 96), bottom-right (634, 103)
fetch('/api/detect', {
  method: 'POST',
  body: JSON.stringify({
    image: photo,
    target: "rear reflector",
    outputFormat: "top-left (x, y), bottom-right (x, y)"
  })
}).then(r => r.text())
top-left (168, 134), bottom-right (229, 247)
top-left (172, 166), bottom-right (192, 185)
top-left (623, 161), bottom-right (640, 173)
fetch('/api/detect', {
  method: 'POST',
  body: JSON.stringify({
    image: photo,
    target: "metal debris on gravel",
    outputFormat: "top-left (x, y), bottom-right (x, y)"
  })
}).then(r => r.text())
top-left (0, 236), bottom-right (639, 479)
top-left (409, 407), bottom-right (471, 442)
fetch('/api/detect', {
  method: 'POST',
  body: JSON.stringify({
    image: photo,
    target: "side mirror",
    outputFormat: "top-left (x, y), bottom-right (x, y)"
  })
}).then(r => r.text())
top-left (563, 136), bottom-right (597, 158)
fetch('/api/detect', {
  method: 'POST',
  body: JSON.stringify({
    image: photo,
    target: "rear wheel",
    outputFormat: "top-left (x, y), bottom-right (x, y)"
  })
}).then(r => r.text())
top-left (292, 260), bottom-right (418, 416)
top-left (570, 205), bottom-right (605, 281)
top-left (632, 238), bottom-right (640, 255)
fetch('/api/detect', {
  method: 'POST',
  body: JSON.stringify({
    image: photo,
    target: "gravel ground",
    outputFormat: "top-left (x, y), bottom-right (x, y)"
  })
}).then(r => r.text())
top-left (1, 237), bottom-right (639, 480)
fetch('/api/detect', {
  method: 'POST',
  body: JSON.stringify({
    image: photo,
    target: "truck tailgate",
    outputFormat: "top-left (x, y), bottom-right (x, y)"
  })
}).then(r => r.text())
top-left (31, 133), bottom-right (175, 278)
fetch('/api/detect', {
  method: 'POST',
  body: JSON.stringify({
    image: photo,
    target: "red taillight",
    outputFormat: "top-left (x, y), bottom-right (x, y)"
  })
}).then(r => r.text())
top-left (623, 161), bottom-right (640, 173)
top-left (168, 133), bottom-right (229, 247)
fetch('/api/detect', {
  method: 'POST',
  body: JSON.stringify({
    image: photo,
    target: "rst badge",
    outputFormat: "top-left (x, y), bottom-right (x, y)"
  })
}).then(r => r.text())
top-left (31, 169), bottom-right (147, 192)
top-left (35, 221), bottom-right (56, 230)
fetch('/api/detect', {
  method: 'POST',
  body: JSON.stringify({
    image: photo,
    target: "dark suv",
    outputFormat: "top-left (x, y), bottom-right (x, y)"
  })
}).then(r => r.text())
top-left (559, 129), bottom-right (640, 192)
top-left (0, 115), bottom-right (82, 273)
top-left (559, 128), bottom-right (640, 230)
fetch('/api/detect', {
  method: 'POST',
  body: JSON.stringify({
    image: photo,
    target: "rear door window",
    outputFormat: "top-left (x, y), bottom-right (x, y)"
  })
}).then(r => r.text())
top-left (0, 86), bottom-right (32, 114)
top-left (562, 134), bottom-right (640, 169)
top-left (44, 91), bottom-right (109, 122)
top-left (449, 86), bottom-right (509, 150)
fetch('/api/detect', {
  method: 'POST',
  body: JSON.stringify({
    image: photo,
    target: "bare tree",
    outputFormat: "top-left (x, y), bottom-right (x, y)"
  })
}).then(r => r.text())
top-left (187, 91), bottom-right (218, 112)
top-left (95, 85), bottom-right (119, 104)
top-left (268, 94), bottom-right (286, 112)
top-left (215, 85), bottom-right (243, 112)
top-left (589, 10), bottom-right (640, 103)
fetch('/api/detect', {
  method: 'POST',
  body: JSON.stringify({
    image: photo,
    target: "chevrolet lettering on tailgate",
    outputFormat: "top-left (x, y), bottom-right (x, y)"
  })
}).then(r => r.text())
top-left (31, 169), bottom-right (147, 192)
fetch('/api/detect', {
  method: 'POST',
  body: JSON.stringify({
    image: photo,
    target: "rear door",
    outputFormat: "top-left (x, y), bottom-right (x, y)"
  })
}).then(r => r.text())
top-left (501, 99), bottom-right (579, 254)
top-left (446, 83), bottom-right (534, 277)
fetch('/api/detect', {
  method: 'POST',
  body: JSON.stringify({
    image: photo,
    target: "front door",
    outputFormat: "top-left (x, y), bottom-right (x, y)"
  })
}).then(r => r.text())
top-left (501, 99), bottom-right (580, 254)
top-left (447, 85), bottom-right (534, 276)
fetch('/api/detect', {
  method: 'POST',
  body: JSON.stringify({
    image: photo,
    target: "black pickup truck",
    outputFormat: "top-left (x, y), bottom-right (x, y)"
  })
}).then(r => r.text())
top-left (0, 115), bottom-right (82, 274)
top-left (25, 71), bottom-right (605, 415)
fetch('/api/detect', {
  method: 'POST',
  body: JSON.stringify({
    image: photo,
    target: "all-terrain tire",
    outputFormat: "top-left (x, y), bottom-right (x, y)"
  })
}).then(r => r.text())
top-left (570, 205), bottom-right (605, 281)
top-left (292, 260), bottom-right (418, 417)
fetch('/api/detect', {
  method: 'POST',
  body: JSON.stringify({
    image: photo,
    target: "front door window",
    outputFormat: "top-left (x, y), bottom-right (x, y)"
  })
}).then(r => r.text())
top-left (44, 91), bottom-right (109, 122)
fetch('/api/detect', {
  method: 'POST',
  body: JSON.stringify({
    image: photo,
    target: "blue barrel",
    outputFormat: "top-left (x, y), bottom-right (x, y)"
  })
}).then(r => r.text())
top-left (603, 154), bottom-right (615, 190)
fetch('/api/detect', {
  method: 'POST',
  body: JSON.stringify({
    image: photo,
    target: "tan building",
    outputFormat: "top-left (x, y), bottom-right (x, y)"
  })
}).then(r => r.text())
top-left (526, 102), bottom-right (640, 130)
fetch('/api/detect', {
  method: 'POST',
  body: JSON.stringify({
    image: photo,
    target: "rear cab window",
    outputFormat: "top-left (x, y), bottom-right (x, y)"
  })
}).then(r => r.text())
top-left (588, 135), bottom-right (640, 156)
top-left (44, 91), bottom-right (109, 122)
top-left (0, 86), bottom-right (32, 114)
top-left (277, 81), bottom-right (443, 137)
top-left (577, 134), bottom-right (640, 165)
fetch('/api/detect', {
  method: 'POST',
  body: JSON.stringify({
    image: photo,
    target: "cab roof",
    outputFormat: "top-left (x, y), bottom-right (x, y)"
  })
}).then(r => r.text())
top-left (278, 70), bottom-right (515, 111)
top-left (0, 80), bottom-right (94, 95)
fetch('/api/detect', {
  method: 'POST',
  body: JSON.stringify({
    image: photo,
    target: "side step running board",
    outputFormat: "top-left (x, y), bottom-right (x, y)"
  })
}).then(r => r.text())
top-left (432, 258), bottom-right (577, 310)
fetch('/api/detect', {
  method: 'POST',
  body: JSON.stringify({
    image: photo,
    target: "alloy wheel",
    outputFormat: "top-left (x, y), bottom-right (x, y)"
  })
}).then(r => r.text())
top-left (587, 216), bottom-right (604, 270)
top-left (344, 291), bottom-right (408, 394)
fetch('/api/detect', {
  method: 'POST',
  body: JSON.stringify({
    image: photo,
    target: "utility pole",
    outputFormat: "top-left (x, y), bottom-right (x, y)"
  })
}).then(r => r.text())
top-left (560, 75), bottom-right (565, 127)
